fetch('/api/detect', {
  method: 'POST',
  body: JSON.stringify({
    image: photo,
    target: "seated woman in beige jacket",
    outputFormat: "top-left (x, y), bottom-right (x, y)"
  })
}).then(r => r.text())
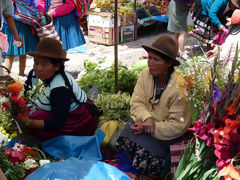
top-left (115, 35), bottom-right (192, 179)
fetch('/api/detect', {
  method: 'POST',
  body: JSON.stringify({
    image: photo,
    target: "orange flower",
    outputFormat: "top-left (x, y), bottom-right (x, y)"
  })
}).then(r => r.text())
top-left (7, 82), bottom-right (24, 94)
top-left (187, 75), bottom-right (194, 89)
top-left (225, 119), bottom-right (240, 134)
top-left (218, 162), bottom-right (240, 180)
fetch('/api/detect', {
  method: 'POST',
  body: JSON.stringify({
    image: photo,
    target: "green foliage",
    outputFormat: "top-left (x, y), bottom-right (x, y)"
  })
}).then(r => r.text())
top-left (173, 139), bottom-right (221, 180)
top-left (78, 60), bottom-right (146, 95)
top-left (94, 92), bottom-right (131, 121)
top-left (0, 150), bottom-right (26, 180)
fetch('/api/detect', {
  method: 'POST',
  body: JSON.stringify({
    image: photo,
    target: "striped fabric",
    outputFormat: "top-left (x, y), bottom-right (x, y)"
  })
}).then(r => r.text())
top-left (35, 18), bottom-right (61, 42)
top-left (15, 0), bottom-right (39, 26)
top-left (73, 0), bottom-right (92, 19)
top-left (170, 140), bottom-right (189, 174)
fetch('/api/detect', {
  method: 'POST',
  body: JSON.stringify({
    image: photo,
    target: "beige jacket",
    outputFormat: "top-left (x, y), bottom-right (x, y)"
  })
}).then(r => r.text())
top-left (130, 68), bottom-right (192, 140)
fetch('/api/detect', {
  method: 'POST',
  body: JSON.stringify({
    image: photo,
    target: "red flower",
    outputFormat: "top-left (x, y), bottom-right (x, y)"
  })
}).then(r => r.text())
top-left (2, 102), bottom-right (10, 110)
top-left (22, 147), bottom-right (39, 158)
top-left (189, 119), bottom-right (216, 147)
top-left (5, 149), bottom-right (26, 163)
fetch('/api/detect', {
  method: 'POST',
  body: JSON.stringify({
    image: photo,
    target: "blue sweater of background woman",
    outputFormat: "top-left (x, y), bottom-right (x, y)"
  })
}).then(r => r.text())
top-left (201, 0), bottom-right (228, 28)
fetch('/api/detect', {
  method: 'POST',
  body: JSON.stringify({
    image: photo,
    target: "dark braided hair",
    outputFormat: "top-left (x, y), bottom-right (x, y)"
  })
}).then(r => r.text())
top-left (47, 57), bottom-right (82, 105)
top-left (47, 57), bottom-right (99, 116)
top-left (229, 24), bottom-right (240, 36)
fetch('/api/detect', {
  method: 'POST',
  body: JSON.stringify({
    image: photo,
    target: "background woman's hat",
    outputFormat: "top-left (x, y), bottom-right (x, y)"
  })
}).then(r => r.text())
top-left (231, 0), bottom-right (240, 8)
top-left (142, 35), bottom-right (180, 66)
top-left (27, 38), bottom-right (69, 61)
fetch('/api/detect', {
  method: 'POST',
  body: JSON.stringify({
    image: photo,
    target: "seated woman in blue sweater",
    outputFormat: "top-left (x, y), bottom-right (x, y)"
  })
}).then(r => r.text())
top-left (17, 38), bottom-right (98, 141)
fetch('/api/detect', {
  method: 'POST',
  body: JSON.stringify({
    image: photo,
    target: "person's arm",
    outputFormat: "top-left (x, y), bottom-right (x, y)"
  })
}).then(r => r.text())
top-left (48, 0), bottom-right (75, 17)
top-left (130, 70), bottom-right (152, 123)
top-left (219, 35), bottom-right (233, 65)
top-left (44, 87), bottom-right (71, 129)
top-left (208, 1), bottom-right (227, 29)
top-left (19, 87), bottom-right (71, 129)
top-left (4, 16), bottom-right (23, 47)
top-left (37, 0), bottom-right (47, 14)
top-left (153, 93), bottom-right (192, 140)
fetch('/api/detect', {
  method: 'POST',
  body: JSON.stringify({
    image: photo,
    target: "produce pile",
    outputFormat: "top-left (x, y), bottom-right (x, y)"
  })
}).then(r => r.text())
top-left (143, 0), bottom-right (170, 15)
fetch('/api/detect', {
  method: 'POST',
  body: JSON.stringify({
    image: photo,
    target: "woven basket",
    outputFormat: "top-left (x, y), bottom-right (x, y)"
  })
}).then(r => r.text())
top-left (0, 65), bottom-right (15, 91)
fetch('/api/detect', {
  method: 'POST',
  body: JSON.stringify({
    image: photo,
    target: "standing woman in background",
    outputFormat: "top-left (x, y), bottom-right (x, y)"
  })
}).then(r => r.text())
top-left (37, 0), bottom-right (86, 50)
top-left (2, 0), bottom-right (39, 76)
top-left (167, 0), bottom-right (195, 59)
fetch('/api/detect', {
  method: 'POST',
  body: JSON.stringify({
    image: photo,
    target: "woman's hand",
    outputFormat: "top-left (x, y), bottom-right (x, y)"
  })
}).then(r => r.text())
top-left (142, 117), bottom-right (155, 136)
top-left (218, 25), bottom-right (227, 32)
top-left (130, 123), bottom-right (144, 134)
top-left (16, 117), bottom-right (30, 128)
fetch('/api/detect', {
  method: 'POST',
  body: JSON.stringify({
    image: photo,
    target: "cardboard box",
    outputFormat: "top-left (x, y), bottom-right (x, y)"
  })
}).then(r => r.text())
top-left (88, 26), bottom-right (119, 45)
top-left (120, 24), bottom-right (135, 43)
top-left (88, 12), bottom-right (121, 28)
top-left (120, 12), bottom-right (137, 26)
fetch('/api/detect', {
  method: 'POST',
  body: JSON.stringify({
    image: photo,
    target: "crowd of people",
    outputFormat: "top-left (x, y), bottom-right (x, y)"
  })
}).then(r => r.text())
top-left (0, 0), bottom-right (86, 76)
top-left (0, 0), bottom-right (240, 179)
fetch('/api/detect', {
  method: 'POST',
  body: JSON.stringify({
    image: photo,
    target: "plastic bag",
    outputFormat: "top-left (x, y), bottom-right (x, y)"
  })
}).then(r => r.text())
top-left (41, 129), bottom-right (105, 160)
top-left (25, 159), bottom-right (131, 180)
top-left (213, 29), bottom-right (229, 45)
top-left (98, 120), bottom-right (125, 148)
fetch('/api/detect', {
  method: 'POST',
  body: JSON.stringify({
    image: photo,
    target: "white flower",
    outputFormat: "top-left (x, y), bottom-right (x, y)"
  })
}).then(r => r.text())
top-left (39, 160), bottom-right (50, 166)
top-left (13, 143), bottom-right (24, 152)
top-left (24, 159), bottom-right (38, 170)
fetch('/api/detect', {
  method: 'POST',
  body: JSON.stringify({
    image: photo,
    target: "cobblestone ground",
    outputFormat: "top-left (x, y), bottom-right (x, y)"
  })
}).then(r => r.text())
top-left (8, 22), bottom-right (206, 79)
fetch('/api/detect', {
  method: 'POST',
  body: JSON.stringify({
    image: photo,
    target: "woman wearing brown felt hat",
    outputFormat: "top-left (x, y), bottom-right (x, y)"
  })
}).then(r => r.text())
top-left (16, 37), bottom-right (98, 141)
top-left (115, 35), bottom-right (192, 178)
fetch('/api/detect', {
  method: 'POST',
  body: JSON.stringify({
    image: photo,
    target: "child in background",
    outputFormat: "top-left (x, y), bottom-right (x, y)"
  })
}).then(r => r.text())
top-left (208, 9), bottom-right (240, 71)
top-left (2, 0), bottom-right (39, 76)
top-left (37, 0), bottom-right (86, 50)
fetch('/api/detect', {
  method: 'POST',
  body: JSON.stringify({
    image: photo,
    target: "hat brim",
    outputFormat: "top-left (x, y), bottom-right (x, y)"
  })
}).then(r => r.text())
top-left (142, 45), bottom-right (180, 66)
top-left (27, 52), bottom-right (69, 61)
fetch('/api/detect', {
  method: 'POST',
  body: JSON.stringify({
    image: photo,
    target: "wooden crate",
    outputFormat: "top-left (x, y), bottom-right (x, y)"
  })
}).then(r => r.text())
top-left (120, 12), bottom-right (136, 26)
top-left (88, 26), bottom-right (119, 45)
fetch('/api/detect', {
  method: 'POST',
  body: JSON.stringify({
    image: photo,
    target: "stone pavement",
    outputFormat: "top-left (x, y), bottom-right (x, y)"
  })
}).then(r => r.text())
top-left (7, 23), bottom-right (206, 78)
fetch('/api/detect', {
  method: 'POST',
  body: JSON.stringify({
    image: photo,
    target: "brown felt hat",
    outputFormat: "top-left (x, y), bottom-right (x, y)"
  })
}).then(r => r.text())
top-left (142, 35), bottom-right (180, 66)
top-left (28, 38), bottom-right (69, 61)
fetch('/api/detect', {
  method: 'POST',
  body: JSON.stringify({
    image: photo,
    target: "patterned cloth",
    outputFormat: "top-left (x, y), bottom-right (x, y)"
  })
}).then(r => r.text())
top-left (115, 136), bottom-right (165, 178)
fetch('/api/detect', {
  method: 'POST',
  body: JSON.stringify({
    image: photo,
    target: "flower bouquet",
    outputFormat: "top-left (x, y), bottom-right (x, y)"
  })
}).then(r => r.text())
top-left (173, 49), bottom-right (240, 179)
top-left (0, 143), bottom-right (50, 180)
top-left (0, 82), bottom-right (28, 141)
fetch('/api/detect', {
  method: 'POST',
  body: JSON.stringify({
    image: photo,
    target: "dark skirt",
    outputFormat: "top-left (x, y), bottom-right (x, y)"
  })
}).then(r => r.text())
top-left (53, 10), bottom-right (86, 50)
top-left (28, 101), bottom-right (98, 142)
top-left (115, 136), bottom-right (165, 178)
top-left (2, 21), bottom-right (39, 55)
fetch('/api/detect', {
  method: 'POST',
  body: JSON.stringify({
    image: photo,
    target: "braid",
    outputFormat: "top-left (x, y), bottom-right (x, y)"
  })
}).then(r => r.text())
top-left (59, 66), bottom-right (82, 105)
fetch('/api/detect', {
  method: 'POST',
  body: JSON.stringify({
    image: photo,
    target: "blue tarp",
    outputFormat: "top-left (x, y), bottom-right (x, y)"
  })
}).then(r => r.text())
top-left (25, 159), bottom-right (132, 180)
top-left (140, 15), bottom-right (169, 23)
top-left (41, 129), bottom-right (105, 160)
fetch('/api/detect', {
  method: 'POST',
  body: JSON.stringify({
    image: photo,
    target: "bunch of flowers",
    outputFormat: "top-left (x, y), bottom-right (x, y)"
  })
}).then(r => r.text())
top-left (175, 56), bottom-right (227, 121)
top-left (0, 143), bottom-right (50, 179)
top-left (173, 52), bottom-right (240, 179)
top-left (0, 82), bottom-right (29, 140)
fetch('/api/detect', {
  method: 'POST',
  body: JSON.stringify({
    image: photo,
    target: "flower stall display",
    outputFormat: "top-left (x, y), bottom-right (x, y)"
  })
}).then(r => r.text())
top-left (0, 143), bottom-right (51, 180)
top-left (173, 52), bottom-right (240, 179)
top-left (0, 82), bottom-right (28, 140)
